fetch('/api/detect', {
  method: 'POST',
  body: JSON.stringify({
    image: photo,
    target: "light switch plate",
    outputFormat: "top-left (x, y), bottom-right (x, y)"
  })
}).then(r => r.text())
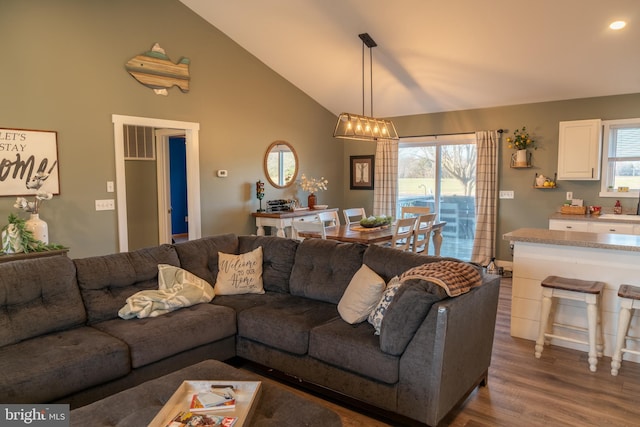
top-left (499, 191), bottom-right (514, 199)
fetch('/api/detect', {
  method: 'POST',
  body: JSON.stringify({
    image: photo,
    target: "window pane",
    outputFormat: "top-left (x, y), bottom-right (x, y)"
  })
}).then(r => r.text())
top-left (613, 128), bottom-right (640, 158)
top-left (398, 146), bottom-right (436, 210)
top-left (398, 140), bottom-right (476, 261)
top-left (610, 160), bottom-right (640, 189)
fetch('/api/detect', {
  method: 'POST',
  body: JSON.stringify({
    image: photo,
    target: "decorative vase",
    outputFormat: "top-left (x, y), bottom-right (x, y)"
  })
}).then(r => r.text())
top-left (25, 213), bottom-right (48, 244)
top-left (515, 149), bottom-right (528, 167)
top-left (308, 193), bottom-right (317, 209)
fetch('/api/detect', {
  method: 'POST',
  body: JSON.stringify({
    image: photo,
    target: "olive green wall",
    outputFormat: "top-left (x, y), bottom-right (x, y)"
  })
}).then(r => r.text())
top-left (0, 0), bottom-right (342, 258)
top-left (3, 1), bottom-right (639, 262)
top-left (377, 93), bottom-right (640, 262)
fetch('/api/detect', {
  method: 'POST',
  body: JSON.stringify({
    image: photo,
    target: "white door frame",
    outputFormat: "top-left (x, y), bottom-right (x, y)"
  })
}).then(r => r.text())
top-left (112, 114), bottom-right (201, 252)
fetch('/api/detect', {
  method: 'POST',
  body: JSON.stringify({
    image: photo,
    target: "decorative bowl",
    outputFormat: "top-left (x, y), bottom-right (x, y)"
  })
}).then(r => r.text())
top-left (359, 215), bottom-right (392, 228)
top-left (313, 205), bottom-right (328, 210)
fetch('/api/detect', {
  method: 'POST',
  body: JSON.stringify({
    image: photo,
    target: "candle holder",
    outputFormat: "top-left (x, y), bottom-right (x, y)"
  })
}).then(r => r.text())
top-left (256, 180), bottom-right (265, 212)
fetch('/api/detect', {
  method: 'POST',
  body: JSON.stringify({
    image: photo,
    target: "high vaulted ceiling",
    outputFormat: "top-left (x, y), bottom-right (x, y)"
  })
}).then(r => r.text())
top-left (180, 0), bottom-right (640, 118)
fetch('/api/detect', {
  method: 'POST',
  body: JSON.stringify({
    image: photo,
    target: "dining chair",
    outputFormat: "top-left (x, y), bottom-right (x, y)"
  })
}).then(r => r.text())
top-left (411, 213), bottom-right (436, 254)
top-left (400, 206), bottom-right (431, 218)
top-left (385, 217), bottom-right (417, 251)
top-left (291, 218), bottom-right (326, 241)
top-left (343, 208), bottom-right (367, 225)
top-left (317, 211), bottom-right (341, 227)
top-left (439, 203), bottom-right (459, 238)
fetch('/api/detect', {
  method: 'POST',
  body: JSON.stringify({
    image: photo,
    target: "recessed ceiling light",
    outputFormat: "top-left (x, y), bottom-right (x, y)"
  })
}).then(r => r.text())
top-left (609, 20), bottom-right (626, 30)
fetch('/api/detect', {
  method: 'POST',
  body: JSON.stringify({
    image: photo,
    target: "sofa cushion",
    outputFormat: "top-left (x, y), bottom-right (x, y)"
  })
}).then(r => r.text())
top-left (238, 235), bottom-right (298, 293)
top-left (338, 264), bottom-right (385, 324)
top-left (215, 247), bottom-right (264, 295)
top-left (0, 326), bottom-right (130, 403)
top-left (237, 295), bottom-right (338, 355)
top-left (309, 318), bottom-right (399, 384)
top-left (379, 279), bottom-right (448, 356)
top-left (0, 256), bottom-right (85, 346)
top-left (173, 234), bottom-right (239, 285)
top-left (363, 243), bottom-right (460, 282)
top-left (92, 303), bottom-right (236, 368)
top-left (368, 276), bottom-right (402, 335)
top-left (75, 244), bottom-right (180, 324)
top-left (212, 291), bottom-right (292, 314)
top-left (289, 239), bottom-right (367, 304)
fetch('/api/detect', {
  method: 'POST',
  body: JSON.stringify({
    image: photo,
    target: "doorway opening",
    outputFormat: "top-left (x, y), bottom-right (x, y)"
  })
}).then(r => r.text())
top-left (112, 115), bottom-right (201, 252)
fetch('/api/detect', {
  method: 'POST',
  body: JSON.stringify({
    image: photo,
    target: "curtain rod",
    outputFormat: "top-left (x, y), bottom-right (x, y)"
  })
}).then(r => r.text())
top-left (399, 129), bottom-right (504, 139)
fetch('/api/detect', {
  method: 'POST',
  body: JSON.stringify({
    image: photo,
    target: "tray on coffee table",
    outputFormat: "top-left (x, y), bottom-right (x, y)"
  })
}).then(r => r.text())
top-left (149, 380), bottom-right (262, 427)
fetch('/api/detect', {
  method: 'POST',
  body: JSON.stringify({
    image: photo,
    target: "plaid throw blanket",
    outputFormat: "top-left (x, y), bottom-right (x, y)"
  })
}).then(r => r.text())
top-left (399, 260), bottom-right (482, 297)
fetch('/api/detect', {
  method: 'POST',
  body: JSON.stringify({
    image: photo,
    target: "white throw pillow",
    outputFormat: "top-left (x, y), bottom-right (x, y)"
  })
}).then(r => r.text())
top-left (367, 276), bottom-right (402, 335)
top-left (338, 264), bottom-right (386, 324)
top-left (215, 246), bottom-right (265, 295)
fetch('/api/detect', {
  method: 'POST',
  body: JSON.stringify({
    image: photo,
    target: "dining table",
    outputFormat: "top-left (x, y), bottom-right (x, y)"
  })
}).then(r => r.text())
top-left (301, 222), bottom-right (447, 256)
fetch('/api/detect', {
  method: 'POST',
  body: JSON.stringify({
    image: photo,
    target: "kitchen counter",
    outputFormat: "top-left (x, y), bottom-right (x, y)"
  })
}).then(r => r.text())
top-left (504, 227), bottom-right (640, 365)
top-left (549, 212), bottom-right (640, 224)
top-left (505, 227), bottom-right (640, 252)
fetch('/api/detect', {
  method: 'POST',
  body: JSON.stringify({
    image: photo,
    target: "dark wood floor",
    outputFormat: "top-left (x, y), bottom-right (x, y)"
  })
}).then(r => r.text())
top-left (253, 278), bottom-right (640, 426)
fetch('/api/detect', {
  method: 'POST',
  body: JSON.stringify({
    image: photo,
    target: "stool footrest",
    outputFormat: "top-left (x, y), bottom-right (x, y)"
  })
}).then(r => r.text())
top-left (544, 332), bottom-right (589, 347)
top-left (621, 348), bottom-right (640, 357)
top-left (551, 322), bottom-right (588, 334)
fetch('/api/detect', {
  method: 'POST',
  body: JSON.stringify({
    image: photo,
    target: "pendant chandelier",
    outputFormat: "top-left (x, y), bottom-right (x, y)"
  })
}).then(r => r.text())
top-left (333, 33), bottom-right (398, 142)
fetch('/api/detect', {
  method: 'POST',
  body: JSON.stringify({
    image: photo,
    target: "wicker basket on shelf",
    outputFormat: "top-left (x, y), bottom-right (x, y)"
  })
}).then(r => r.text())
top-left (560, 206), bottom-right (587, 215)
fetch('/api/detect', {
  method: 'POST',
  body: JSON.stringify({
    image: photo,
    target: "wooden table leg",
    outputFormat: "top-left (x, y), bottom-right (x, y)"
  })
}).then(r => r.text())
top-left (432, 228), bottom-right (443, 256)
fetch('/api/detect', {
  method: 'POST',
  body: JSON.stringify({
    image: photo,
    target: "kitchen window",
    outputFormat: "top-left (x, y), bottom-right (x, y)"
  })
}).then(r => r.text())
top-left (600, 118), bottom-right (640, 197)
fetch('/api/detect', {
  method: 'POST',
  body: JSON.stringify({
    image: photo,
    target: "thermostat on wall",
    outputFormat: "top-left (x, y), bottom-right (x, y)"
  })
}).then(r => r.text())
top-left (217, 170), bottom-right (228, 177)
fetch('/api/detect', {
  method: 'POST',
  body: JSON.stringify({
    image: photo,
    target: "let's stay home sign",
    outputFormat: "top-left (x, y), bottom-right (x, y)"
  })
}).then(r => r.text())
top-left (0, 128), bottom-right (60, 196)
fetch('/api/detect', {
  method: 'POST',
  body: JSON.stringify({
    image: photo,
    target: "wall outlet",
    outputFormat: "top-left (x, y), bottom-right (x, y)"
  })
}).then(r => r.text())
top-left (566, 191), bottom-right (573, 200)
top-left (107, 181), bottom-right (114, 192)
top-left (499, 190), bottom-right (515, 199)
top-left (95, 199), bottom-right (115, 211)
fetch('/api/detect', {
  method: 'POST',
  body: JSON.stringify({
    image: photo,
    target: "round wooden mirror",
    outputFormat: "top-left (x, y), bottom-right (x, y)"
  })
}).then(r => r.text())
top-left (263, 140), bottom-right (298, 188)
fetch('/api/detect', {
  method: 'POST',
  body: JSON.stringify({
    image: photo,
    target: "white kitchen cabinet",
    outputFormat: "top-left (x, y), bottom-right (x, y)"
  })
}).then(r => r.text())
top-left (550, 218), bottom-right (639, 235)
top-left (557, 119), bottom-right (602, 180)
top-left (549, 219), bottom-right (589, 232)
top-left (589, 222), bottom-right (635, 234)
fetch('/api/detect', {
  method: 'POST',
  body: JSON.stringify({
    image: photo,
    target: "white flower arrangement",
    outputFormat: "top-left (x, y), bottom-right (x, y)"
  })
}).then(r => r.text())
top-left (298, 174), bottom-right (328, 194)
top-left (14, 171), bottom-right (53, 214)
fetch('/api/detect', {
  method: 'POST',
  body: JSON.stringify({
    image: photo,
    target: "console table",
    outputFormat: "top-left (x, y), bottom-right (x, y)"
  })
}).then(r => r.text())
top-left (251, 208), bottom-right (339, 237)
top-left (0, 248), bottom-right (69, 263)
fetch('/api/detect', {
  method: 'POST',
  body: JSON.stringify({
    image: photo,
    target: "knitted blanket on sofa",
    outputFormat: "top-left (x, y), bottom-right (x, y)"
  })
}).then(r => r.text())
top-left (399, 260), bottom-right (482, 297)
top-left (118, 264), bottom-right (214, 319)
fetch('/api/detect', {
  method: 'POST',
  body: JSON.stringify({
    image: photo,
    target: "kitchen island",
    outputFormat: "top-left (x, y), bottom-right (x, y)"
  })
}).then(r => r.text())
top-left (503, 228), bottom-right (640, 364)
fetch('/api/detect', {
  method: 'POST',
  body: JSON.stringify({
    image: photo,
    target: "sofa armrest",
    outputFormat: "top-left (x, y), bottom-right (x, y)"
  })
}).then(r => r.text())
top-left (397, 275), bottom-right (500, 426)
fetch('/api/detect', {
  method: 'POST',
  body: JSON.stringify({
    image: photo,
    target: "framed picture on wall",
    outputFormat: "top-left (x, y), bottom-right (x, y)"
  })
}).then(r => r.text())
top-left (350, 155), bottom-right (374, 190)
top-left (0, 128), bottom-right (60, 196)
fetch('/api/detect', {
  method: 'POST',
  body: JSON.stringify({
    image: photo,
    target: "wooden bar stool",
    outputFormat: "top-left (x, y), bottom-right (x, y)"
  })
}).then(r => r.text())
top-left (611, 284), bottom-right (640, 376)
top-left (535, 275), bottom-right (605, 372)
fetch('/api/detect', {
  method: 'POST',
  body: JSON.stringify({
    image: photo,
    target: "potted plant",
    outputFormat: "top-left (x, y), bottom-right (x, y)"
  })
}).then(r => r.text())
top-left (507, 126), bottom-right (536, 167)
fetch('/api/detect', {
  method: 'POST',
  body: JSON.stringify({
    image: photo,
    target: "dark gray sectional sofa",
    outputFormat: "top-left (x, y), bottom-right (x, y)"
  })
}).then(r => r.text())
top-left (0, 233), bottom-right (500, 426)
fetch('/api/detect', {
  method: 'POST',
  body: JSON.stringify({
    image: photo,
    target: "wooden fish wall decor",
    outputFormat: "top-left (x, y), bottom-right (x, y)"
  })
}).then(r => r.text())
top-left (125, 43), bottom-right (190, 96)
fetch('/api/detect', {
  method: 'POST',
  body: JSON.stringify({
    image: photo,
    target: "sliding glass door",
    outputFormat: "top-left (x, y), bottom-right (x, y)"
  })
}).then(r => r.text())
top-left (398, 134), bottom-right (476, 260)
